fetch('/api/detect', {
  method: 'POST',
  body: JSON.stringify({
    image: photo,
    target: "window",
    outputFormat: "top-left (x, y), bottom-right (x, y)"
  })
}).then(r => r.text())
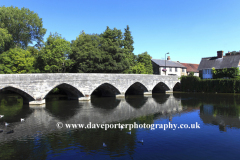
top-left (175, 68), bottom-right (177, 72)
top-left (203, 69), bottom-right (212, 74)
top-left (169, 67), bottom-right (172, 72)
top-left (182, 68), bottom-right (185, 72)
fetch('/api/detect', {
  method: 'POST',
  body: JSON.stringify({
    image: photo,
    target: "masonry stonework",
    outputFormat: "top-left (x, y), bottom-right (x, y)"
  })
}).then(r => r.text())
top-left (0, 73), bottom-right (180, 105)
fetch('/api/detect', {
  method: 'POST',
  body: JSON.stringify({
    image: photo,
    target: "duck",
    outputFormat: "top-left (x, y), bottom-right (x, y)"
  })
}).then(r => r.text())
top-left (21, 118), bottom-right (25, 122)
top-left (127, 131), bottom-right (131, 135)
top-left (0, 115), bottom-right (4, 118)
top-left (5, 122), bottom-right (9, 126)
top-left (6, 130), bottom-right (14, 134)
top-left (103, 143), bottom-right (107, 147)
top-left (0, 130), bottom-right (3, 133)
top-left (137, 139), bottom-right (144, 143)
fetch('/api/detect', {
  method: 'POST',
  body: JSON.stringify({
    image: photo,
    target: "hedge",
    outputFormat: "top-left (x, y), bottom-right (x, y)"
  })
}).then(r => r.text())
top-left (180, 76), bottom-right (240, 93)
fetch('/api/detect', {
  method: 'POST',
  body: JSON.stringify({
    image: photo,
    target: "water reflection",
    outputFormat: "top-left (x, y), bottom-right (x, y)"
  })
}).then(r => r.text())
top-left (1, 92), bottom-right (240, 159)
top-left (0, 94), bottom-right (182, 143)
top-left (152, 93), bottom-right (170, 104)
top-left (125, 95), bottom-right (148, 109)
top-left (174, 92), bottom-right (240, 131)
top-left (91, 96), bottom-right (120, 109)
top-left (0, 93), bottom-right (33, 123)
top-left (200, 103), bottom-right (240, 131)
top-left (45, 97), bottom-right (83, 121)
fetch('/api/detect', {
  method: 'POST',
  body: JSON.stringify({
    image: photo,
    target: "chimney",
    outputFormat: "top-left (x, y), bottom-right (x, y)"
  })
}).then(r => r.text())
top-left (217, 50), bottom-right (223, 58)
top-left (167, 56), bottom-right (170, 60)
top-left (225, 51), bottom-right (231, 56)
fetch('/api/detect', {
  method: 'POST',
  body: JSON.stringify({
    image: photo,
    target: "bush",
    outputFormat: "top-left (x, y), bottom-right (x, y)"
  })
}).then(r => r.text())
top-left (212, 67), bottom-right (239, 79)
top-left (180, 76), bottom-right (240, 93)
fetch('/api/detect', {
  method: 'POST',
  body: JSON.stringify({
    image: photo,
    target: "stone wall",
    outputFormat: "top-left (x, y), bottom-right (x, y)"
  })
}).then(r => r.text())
top-left (0, 73), bottom-right (180, 103)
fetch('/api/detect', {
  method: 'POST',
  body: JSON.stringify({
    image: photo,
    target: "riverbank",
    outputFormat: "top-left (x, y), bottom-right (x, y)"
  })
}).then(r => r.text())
top-left (180, 76), bottom-right (240, 93)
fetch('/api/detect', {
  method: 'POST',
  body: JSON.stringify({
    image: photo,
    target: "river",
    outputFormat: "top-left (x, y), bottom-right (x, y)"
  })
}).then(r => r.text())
top-left (0, 92), bottom-right (239, 160)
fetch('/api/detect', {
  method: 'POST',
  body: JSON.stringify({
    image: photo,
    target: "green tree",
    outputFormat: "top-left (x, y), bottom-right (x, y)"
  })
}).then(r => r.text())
top-left (137, 52), bottom-right (153, 74)
top-left (123, 25), bottom-right (135, 71)
top-left (70, 31), bottom-right (102, 73)
top-left (27, 46), bottom-right (39, 56)
top-left (71, 27), bottom-right (131, 73)
top-left (37, 33), bottom-right (72, 73)
top-left (128, 62), bottom-right (147, 74)
top-left (188, 71), bottom-right (194, 76)
top-left (0, 6), bottom-right (46, 52)
top-left (0, 28), bottom-right (12, 53)
top-left (0, 47), bottom-right (35, 74)
top-left (99, 26), bottom-right (130, 73)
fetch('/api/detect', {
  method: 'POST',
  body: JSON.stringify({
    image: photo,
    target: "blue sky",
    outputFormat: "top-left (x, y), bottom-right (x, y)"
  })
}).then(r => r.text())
top-left (1, 0), bottom-right (240, 64)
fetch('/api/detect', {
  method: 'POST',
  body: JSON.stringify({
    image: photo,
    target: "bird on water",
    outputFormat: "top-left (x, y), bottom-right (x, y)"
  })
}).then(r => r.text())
top-left (103, 143), bottom-right (107, 147)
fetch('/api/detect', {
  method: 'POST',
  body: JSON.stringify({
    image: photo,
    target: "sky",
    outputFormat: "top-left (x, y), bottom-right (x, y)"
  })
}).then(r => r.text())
top-left (1, 0), bottom-right (240, 64)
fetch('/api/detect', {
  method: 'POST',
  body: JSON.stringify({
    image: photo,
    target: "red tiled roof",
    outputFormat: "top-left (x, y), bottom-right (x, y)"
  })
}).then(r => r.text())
top-left (180, 63), bottom-right (199, 73)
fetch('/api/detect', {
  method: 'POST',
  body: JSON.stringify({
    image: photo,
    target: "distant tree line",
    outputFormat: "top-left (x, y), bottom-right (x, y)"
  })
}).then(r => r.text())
top-left (0, 6), bottom-right (153, 74)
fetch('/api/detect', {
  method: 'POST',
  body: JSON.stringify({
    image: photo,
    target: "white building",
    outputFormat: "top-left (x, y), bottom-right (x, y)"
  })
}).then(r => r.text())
top-left (151, 57), bottom-right (187, 76)
top-left (198, 50), bottom-right (240, 79)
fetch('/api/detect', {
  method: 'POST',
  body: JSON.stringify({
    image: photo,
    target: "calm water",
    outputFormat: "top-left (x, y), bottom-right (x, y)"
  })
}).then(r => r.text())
top-left (0, 93), bottom-right (240, 160)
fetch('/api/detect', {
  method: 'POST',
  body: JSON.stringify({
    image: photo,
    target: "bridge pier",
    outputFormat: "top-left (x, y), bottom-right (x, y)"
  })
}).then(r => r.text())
top-left (166, 89), bottom-right (173, 93)
top-left (144, 91), bottom-right (152, 95)
top-left (116, 92), bottom-right (125, 98)
top-left (29, 99), bottom-right (45, 105)
top-left (78, 95), bottom-right (91, 101)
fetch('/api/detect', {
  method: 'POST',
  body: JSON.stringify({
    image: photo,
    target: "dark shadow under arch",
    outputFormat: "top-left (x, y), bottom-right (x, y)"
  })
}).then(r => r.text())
top-left (173, 82), bottom-right (181, 91)
top-left (0, 86), bottom-right (35, 103)
top-left (125, 82), bottom-right (148, 95)
top-left (125, 95), bottom-right (148, 109)
top-left (44, 83), bottom-right (84, 100)
top-left (152, 82), bottom-right (170, 93)
top-left (91, 83), bottom-right (121, 97)
top-left (91, 96), bottom-right (120, 109)
top-left (45, 99), bottom-right (82, 121)
top-left (0, 93), bottom-right (33, 122)
top-left (152, 94), bottom-right (170, 104)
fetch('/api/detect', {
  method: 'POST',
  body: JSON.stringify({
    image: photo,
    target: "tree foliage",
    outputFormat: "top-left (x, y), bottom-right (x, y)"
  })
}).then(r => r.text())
top-left (188, 71), bottom-right (194, 76)
top-left (70, 27), bottom-right (131, 73)
top-left (212, 67), bottom-right (240, 79)
top-left (37, 33), bottom-right (72, 73)
top-left (0, 28), bottom-right (12, 53)
top-left (0, 6), bottom-right (46, 52)
top-left (70, 31), bottom-right (103, 73)
top-left (99, 26), bottom-right (130, 72)
top-left (136, 52), bottom-right (153, 74)
top-left (128, 62), bottom-right (147, 74)
top-left (123, 25), bottom-right (135, 68)
top-left (0, 47), bottom-right (35, 74)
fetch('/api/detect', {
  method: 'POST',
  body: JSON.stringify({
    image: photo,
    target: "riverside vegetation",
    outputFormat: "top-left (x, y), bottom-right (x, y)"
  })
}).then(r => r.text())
top-left (0, 6), bottom-right (153, 75)
top-left (180, 68), bottom-right (240, 93)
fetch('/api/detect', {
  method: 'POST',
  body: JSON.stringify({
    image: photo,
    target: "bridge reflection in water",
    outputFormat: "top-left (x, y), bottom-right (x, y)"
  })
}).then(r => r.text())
top-left (1, 93), bottom-right (240, 160)
top-left (0, 93), bottom-right (182, 142)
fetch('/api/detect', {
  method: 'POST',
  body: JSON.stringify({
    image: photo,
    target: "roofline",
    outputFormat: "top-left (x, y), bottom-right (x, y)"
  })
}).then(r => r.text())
top-left (180, 62), bottom-right (199, 65)
top-left (151, 59), bottom-right (187, 68)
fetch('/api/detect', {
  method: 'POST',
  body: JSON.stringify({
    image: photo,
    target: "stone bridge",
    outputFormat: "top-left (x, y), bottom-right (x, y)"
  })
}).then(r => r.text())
top-left (0, 73), bottom-right (180, 105)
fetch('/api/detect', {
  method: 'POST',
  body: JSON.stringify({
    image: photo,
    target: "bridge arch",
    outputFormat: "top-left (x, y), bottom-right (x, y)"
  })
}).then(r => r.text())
top-left (90, 83), bottom-right (121, 97)
top-left (173, 82), bottom-right (181, 91)
top-left (0, 86), bottom-right (35, 103)
top-left (42, 83), bottom-right (84, 100)
top-left (125, 82), bottom-right (148, 95)
top-left (152, 82), bottom-right (170, 93)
